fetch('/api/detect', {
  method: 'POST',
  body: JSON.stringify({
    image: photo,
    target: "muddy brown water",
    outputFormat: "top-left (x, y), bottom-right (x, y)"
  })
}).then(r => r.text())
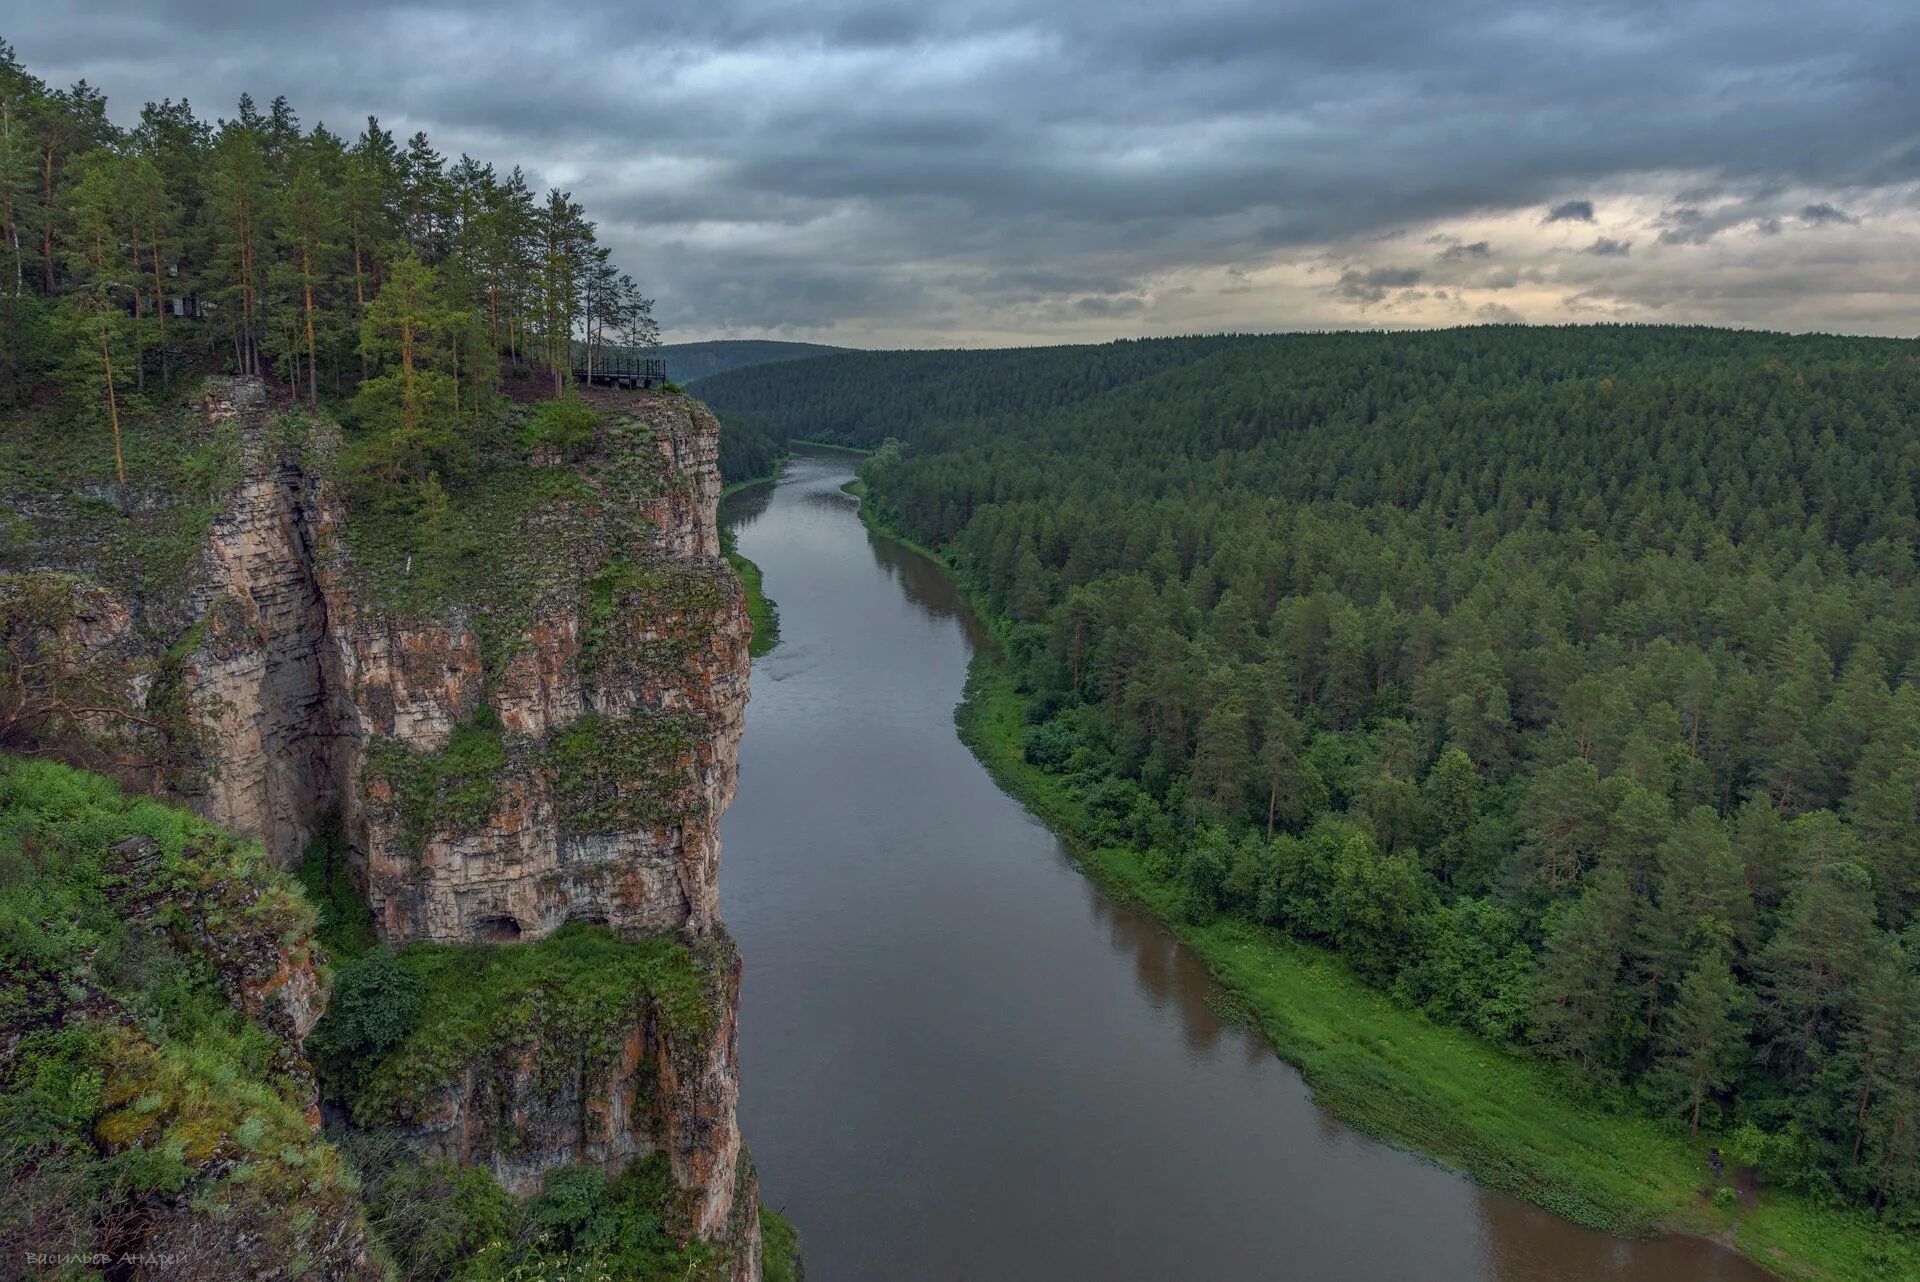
top-left (720, 450), bottom-right (1772, 1282)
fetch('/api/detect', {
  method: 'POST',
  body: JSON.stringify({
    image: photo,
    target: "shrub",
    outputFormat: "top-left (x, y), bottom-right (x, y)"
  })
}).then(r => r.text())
top-left (309, 948), bottom-right (423, 1073)
top-left (522, 395), bottom-right (600, 458)
top-left (1022, 717), bottom-right (1082, 770)
top-left (295, 832), bottom-right (377, 961)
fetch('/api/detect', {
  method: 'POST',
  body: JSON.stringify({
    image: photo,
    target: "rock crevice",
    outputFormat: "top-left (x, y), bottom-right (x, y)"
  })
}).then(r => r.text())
top-left (185, 378), bottom-right (357, 868)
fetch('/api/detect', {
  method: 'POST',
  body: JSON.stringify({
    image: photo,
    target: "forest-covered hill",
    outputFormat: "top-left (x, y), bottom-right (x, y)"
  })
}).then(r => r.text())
top-left (705, 324), bottom-right (1920, 1231)
top-left (664, 338), bottom-right (847, 383)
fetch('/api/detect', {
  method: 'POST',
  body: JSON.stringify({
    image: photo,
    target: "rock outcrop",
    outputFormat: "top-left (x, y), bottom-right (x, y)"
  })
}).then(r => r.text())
top-left (2, 376), bottom-right (762, 1278)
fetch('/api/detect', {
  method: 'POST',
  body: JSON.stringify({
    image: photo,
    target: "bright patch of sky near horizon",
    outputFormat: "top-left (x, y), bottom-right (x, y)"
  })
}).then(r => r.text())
top-left (14, 0), bottom-right (1920, 345)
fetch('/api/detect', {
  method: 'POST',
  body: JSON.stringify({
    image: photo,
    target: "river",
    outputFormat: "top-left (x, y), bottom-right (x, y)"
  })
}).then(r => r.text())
top-left (719, 449), bottom-right (1771, 1282)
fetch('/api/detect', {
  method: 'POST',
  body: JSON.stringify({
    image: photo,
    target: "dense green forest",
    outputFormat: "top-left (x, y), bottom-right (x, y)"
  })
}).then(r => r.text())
top-left (699, 335), bottom-right (1248, 484)
top-left (702, 326), bottom-right (1920, 1228)
top-left (0, 39), bottom-right (653, 525)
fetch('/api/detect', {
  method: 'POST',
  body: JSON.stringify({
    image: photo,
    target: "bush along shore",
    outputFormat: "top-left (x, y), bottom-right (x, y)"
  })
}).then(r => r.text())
top-left (851, 468), bottom-right (1920, 1282)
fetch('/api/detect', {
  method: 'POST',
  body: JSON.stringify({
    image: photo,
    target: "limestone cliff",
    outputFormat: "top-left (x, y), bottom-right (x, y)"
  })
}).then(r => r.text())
top-left (323, 393), bottom-right (748, 945)
top-left (183, 381), bottom-right (354, 865)
top-left (1, 375), bottom-right (762, 1280)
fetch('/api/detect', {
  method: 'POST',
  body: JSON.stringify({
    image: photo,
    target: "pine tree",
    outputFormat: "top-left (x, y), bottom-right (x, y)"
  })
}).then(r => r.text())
top-left (349, 253), bottom-right (465, 500)
top-left (1531, 867), bottom-right (1633, 1079)
top-left (1761, 853), bottom-right (1877, 1083)
top-left (1419, 745), bottom-right (1481, 887)
top-left (1647, 943), bottom-right (1749, 1137)
top-left (205, 119), bottom-right (272, 376)
top-left (57, 150), bottom-right (135, 493)
top-left (273, 130), bottom-right (344, 405)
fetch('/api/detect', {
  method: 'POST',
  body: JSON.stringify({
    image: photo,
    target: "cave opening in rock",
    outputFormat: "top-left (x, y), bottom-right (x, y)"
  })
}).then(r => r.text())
top-left (473, 914), bottom-right (522, 942)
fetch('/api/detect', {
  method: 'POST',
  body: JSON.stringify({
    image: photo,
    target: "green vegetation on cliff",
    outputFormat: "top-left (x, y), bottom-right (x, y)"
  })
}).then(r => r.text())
top-left (318, 922), bottom-right (711, 1127)
top-left (761, 1205), bottom-right (804, 1282)
top-left (0, 755), bottom-right (370, 1276)
top-left (344, 1135), bottom-right (732, 1282)
top-left (312, 924), bottom-right (742, 1281)
top-left (362, 710), bottom-right (511, 856)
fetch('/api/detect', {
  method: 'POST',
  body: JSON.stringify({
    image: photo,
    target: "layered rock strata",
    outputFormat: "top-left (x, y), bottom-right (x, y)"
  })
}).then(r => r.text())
top-left (4, 376), bottom-right (761, 1279)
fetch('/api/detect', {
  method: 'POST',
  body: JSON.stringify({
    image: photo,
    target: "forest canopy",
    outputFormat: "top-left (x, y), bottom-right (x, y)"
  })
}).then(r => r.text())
top-left (0, 39), bottom-right (657, 517)
top-left (702, 324), bottom-right (1920, 1225)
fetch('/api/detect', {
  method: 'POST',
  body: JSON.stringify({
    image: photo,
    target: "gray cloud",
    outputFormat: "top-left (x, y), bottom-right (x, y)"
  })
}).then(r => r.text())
top-left (11, 0), bottom-right (1920, 341)
top-left (1585, 237), bottom-right (1633, 256)
top-left (1335, 265), bottom-right (1425, 304)
top-left (1800, 201), bottom-right (1860, 225)
top-left (1545, 200), bottom-right (1596, 223)
top-left (1657, 206), bottom-right (1725, 245)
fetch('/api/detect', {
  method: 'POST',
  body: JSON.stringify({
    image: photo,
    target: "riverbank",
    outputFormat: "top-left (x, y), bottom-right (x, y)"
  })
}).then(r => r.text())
top-left (792, 438), bottom-right (873, 455)
top-left (848, 479), bottom-right (1917, 1282)
top-left (721, 465), bottom-right (785, 658)
top-left (729, 543), bottom-right (780, 658)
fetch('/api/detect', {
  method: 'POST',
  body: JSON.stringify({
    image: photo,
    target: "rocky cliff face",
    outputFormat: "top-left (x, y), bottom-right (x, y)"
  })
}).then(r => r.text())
top-left (183, 380), bottom-right (355, 867)
top-left (324, 400), bottom-right (749, 944)
top-left (358, 933), bottom-right (749, 1225)
top-left (4, 376), bottom-right (762, 1279)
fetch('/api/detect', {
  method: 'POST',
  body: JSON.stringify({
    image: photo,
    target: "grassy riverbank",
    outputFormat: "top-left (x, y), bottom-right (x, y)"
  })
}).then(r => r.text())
top-left (726, 541), bottom-right (780, 658)
top-left (761, 1207), bottom-right (803, 1282)
top-left (847, 480), bottom-right (1918, 1282)
top-left (791, 438), bottom-right (873, 455)
top-left (720, 466), bottom-right (783, 658)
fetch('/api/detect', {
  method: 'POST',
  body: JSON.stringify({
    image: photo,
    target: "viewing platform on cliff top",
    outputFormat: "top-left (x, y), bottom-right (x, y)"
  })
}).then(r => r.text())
top-left (572, 347), bottom-right (668, 389)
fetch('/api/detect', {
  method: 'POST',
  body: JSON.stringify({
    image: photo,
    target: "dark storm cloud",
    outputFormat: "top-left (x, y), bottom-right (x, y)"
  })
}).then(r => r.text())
top-left (12, 0), bottom-right (1920, 339)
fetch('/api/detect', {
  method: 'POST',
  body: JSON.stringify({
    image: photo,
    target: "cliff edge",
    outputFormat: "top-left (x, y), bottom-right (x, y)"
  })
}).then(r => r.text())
top-left (0, 376), bottom-right (763, 1280)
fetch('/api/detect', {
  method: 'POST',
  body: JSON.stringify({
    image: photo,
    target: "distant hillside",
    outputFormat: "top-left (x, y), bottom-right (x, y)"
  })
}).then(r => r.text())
top-left (696, 334), bottom-right (1256, 481)
top-left (660, 339), bottom-right (849, 383)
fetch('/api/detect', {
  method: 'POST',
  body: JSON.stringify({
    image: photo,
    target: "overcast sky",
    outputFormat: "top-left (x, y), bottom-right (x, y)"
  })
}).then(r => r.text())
top-left (10, 1), bottom-right (1920, 346)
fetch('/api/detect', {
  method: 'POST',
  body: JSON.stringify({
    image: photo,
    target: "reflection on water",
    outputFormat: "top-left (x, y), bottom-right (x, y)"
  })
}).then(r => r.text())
top-left (720, 450), bottom-right (1772, 1282)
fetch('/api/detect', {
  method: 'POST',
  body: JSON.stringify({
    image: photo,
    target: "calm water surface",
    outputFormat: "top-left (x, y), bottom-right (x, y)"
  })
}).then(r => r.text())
top-left (720, 450), bottom-right (1770, 1282)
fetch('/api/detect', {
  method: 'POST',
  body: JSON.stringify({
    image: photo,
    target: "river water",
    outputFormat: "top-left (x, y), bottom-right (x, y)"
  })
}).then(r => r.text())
top-left (720, 450), bottom-right (1771, 1282)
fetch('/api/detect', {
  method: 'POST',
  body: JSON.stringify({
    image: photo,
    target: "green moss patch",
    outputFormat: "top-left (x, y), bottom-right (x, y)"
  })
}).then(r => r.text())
top-left (344, 1134), bottom-right (728, 1282)
top-left (361, 711), bottom-right (510, 857)
top-left (337, 922), bottom-right (713, 1128)
top-left (296, 829), bottom-right (379, 961)
top-left (582, 555), bottom-right (732, 676)
top-left (761, 1205), bottom-right (804, 1282)
top-left (542, 710), bottom-right (706, 834)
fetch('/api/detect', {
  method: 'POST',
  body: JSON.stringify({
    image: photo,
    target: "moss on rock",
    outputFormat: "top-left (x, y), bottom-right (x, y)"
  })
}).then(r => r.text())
top-left (336, 922), bottom-right (712, 1128)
